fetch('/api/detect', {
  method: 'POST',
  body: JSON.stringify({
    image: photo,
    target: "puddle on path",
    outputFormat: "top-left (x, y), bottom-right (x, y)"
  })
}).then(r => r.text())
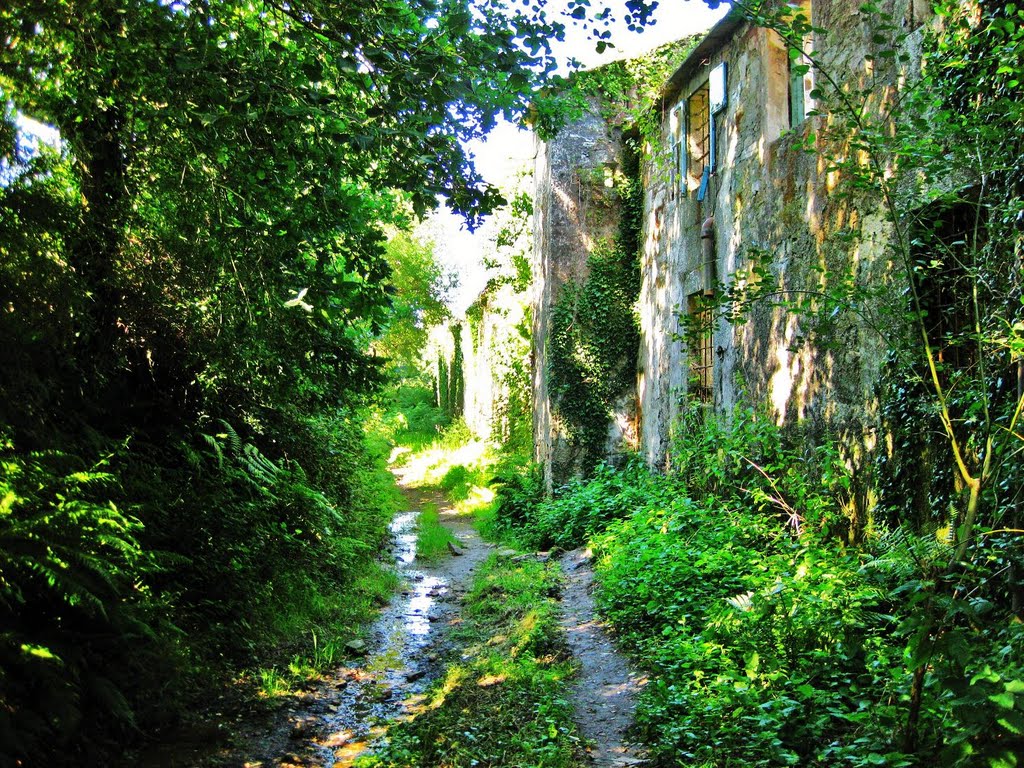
top-left (297, 491), bottom-right (485, 768)
top-left (129, 486), bottom-right (484, 768)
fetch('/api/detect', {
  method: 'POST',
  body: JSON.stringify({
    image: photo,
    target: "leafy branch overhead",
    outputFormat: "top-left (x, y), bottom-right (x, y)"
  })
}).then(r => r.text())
top-left (0, 0), bottom-right (567, 761)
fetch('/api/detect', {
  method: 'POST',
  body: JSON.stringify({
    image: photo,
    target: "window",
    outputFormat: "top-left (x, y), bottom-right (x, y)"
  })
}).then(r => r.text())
top-left (669, 105), bottom-right (684, 200)
top-left (789, 55), bottom-right (806, 126)
top-left (686, 83), bottom-right (710, 193)
top-left (687, 292), bottom-right (714, 404)
top-left (787, 1), bottom-right (813, 127)
top-left (788, 51), bottom-right (812, 126)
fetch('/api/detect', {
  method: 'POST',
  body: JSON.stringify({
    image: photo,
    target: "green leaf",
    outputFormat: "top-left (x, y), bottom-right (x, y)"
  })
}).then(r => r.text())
top-left (989, 692), bottom-right (1016, 710)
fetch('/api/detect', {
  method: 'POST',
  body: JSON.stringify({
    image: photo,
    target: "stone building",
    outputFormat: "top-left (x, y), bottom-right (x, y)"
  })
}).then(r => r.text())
top-left (532, 93), bottom-right (636, 489)
top-left (533, 0), bottom-right (935, 490)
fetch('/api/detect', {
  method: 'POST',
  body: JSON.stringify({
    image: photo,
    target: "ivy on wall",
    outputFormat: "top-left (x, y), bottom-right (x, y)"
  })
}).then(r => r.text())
top-left (538, 38), bottom-right (699, 478)
top-left (530, 35), bottom-right (700, 144)
top-left (548, 157), bottom-right (642, 472)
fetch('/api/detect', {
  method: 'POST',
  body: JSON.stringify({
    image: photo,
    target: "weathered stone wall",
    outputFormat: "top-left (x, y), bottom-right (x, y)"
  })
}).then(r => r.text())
top-left (532, 0), bottom-right (930, 509)
top-left (639, 0), bottom-right (923, 483)
top-left (463, 280), bottom-right (531, 447)
top-left (532, 98), bottom-right (630, 489)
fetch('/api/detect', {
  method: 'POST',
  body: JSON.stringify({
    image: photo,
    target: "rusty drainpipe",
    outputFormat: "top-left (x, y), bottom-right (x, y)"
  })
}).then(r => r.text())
top-left (701, 216), bottom-right (716, 294)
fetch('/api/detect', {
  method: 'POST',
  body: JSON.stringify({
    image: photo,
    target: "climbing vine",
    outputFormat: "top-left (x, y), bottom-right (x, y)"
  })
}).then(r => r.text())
top-left (549, 154), bottom-right (643, 472)
top-left (531, 35), bottom-right (700, 148)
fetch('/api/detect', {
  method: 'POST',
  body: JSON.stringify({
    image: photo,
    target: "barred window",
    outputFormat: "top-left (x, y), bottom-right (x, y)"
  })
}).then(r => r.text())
top-left (669, 104), bottom-right (684, 201)
top-left (686, 83), bottom-right (710, 192)
top-left (687, 292), bottom-right (714, 404)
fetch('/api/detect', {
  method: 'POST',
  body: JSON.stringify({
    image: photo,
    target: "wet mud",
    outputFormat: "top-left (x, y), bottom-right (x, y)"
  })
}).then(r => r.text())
top-left (138, 484), bottom-right (486, 768)
top-left (559, 548), bottom-right (648, 767)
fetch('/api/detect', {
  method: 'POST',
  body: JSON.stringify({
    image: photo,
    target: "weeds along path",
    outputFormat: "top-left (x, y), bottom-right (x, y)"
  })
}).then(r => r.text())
top-left (559, 548), bottom-right (648, 767)
top-left (297, 484), bottom-right (488, 767)
top-left (182, 482), bottom-right (488, 768)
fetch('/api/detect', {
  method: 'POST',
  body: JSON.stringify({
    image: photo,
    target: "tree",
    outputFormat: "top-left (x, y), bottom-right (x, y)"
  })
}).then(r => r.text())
top-left (0, 0), bottom-right (567, 760)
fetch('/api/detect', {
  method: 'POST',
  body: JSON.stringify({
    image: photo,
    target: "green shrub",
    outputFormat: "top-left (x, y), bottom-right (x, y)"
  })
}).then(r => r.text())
top-left (489, 462), bottom-right (546, 534)
top-left (440, 464), bottom-right (473, 500)
top-left (438, 416), bottom-right (474, 450)
top-left (491, 456), bottom-right (660, 550)
top-left (0, 442), bottom-right (165, 764)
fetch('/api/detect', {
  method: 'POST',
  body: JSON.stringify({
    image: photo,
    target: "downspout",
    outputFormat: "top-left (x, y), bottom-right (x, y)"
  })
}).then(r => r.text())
top-left (701, 216), bottom-right (716, 294)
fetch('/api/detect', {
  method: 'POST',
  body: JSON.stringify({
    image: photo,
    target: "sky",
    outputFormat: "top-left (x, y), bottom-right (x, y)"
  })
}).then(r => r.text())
top-left (430, 0), bottom-right (729, 314)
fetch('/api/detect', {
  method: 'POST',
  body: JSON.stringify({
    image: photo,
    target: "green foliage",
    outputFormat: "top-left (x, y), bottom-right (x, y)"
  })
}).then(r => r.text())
top-left (490, 463), bottom-right (547, 534)
top-left (0, 0), bottom-right (569, 758)
top-left (0, 443), bottom-right (164, 764)
top-left (376, 383), bottom-right (449, 450)
top-left (359, 555), bottom-right (584, 768)
top-left (493, 458), bottom-right (655, 550)
top-left (547, 136), bottom-right (644, 476)
top-left (376, 232), bottom-right (452, 376)
top-left (530, 36), bottom-right (700, 146)
top-left (131, 411), bottom-right (400, 660)
top-left (494, 403), bottom-right (1024, 765)
top-left (414, 502), bottom-right (458, 561)
top-left (440, 465), bottom-right (474, 501)
top-left (549, 241), bottom-right (640, 471)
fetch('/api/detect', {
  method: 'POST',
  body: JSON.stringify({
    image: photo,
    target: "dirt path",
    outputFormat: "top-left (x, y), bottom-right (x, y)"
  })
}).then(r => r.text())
top-left (559, 548), bottom-right (648, 767)
top-left (141, 483), bottom-right (488, 768)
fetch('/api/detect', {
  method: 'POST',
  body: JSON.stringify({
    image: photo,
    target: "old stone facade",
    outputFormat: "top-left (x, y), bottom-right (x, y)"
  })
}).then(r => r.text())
top-left (533, 0), bottom-right (932, 485)
top-left (532, 97), bottom-right (633, 489)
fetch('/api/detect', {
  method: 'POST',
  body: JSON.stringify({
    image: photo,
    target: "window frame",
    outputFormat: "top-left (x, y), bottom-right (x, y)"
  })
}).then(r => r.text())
top-left (686, 82), bottom-right (711, 194)
top-left (686, 292), bottom-right (715, 405)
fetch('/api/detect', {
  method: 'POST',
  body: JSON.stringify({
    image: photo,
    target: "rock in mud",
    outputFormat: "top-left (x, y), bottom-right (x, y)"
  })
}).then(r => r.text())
top-left (345, 638), bottom-right (368, 655)
top-left (290, 718), bottom-right (314, 739)
top-left (447, 541), bottom-right (464, 556)
top-left (405, 669), bottom-right (426, 682)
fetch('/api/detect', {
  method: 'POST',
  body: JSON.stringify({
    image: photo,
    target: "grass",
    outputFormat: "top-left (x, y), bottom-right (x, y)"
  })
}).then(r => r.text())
top-left (415, 502), bottom-right (458, 561)
top-left (357, 555), bottom-right (586, 768)
top-left (391, 428), bottom-right (499, 520)
top-left (254, 561), bottom-right (400, 698)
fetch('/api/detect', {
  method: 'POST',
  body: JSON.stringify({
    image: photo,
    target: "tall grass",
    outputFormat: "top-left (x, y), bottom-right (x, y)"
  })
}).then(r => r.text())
top-left (415, 502), bottom-right (458, 561)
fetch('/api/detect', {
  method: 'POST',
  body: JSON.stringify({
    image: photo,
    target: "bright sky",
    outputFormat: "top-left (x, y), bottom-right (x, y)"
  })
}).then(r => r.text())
top-left (431, 0), bottom-right (729, 314)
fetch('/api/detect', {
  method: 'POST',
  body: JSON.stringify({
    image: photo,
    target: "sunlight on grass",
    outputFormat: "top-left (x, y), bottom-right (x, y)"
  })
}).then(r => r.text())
top-left (253, 563), bottom-right (399, 699)
top-left (356, 555), bottom-right (585, 767)
top-left (415, 502), bottom-right (458, 561)
top-left (394, 437), bottom-right (490, 488)
top-left (454, 483), bottom-right (495, 517)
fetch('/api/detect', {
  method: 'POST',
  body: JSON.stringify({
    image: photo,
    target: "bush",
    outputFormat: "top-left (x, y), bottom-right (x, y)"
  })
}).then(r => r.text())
top-left (0, 442), bottom-right (166, 764)
top-left (490, 456), bottom-right (663, 550)
top-left (494, 407), bottom-right (1024, 765)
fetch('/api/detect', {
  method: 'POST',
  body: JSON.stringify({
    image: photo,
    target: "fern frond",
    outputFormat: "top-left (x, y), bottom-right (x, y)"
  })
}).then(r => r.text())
top-left (218, 419), bottom-right (242, 455)
top-left (199, 433), bottom-right (224, 469)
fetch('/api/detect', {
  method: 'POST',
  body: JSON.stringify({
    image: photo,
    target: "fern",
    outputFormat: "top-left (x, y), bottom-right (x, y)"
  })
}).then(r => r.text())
top-left (0, 446), bottom-right (150, 761)
top-left (199, 420), bottom-right (281, 488)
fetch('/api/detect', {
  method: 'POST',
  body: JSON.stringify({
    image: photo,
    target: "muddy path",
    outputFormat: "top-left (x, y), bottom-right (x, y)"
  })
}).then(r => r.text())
top-left (142, 483), bottom-right (488, 768)
top-left (290, 486), bottom-right (488, 767)
top-left (136, 488), bottom-right (649, 768)
top-left (559, 548), bottom-right (648, 767)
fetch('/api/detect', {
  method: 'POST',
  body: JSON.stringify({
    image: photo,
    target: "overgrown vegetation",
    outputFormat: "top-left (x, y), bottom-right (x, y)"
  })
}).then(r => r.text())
top-left (492, 3), bottom-right (1024, 764)
top-left (543, 37), bottom-right (692, 479)
top-left (0, 0), bottom-right (562, 761)
top-left (358, 554), bottom-right (585, 768)
top-left (548, 149), bottom-right (643, 474)
top-left (494, 406), bottom-right (1024, 766)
